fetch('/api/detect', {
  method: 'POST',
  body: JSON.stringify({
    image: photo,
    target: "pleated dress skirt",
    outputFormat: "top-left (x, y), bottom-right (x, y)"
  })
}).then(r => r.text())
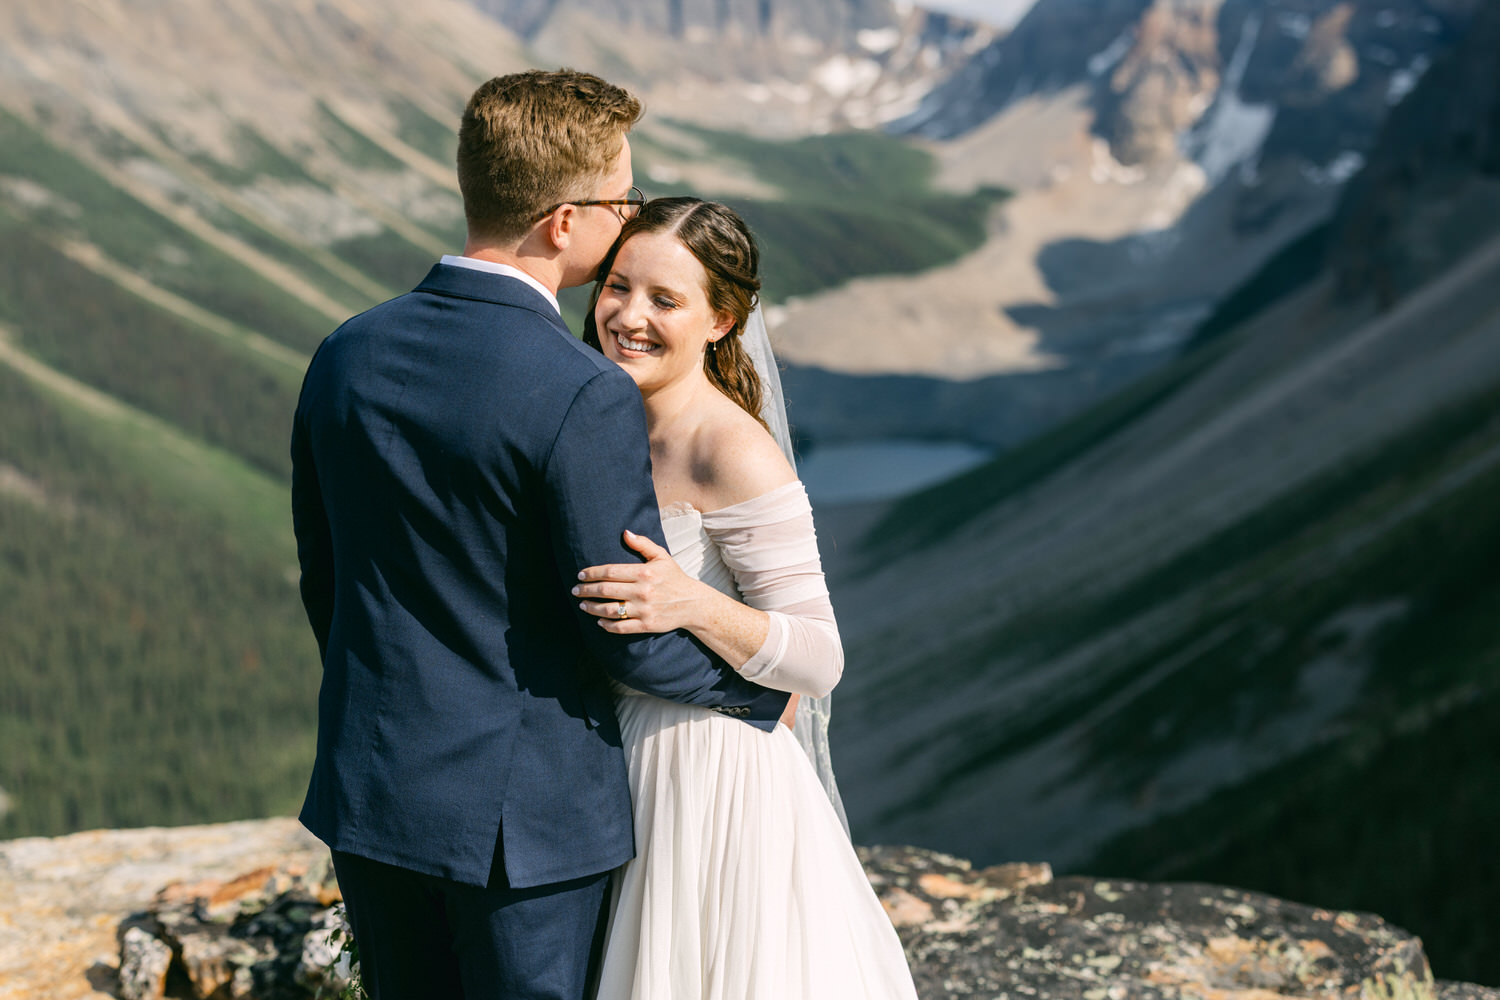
top-left (593, 691), bottom-right (919, 1000)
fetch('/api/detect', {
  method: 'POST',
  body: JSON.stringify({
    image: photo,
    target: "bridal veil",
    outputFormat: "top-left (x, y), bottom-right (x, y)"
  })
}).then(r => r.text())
top-left (741, 305), bottom-right (850, 836)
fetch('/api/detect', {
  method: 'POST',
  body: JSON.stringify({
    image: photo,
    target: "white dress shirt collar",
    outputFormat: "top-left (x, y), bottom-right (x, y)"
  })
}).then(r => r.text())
top-left (439, 255), bottom-right (561, 318)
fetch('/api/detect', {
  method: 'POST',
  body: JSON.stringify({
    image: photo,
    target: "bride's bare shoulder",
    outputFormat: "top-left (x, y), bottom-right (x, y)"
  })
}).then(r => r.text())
top-left (692, 398), bottom-right (796, 511)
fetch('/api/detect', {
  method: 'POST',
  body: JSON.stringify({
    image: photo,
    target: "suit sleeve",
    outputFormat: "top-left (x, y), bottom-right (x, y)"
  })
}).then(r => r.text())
top-left (291, 372), bottom-right (334, 662)
top-left (543, 370), bottom-right (791, 731)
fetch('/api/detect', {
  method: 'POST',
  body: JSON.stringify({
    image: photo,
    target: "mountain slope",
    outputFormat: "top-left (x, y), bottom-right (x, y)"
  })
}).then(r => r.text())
top-left (831, 229), bottom-right (1500, 854)
top-left (825, 7), bottom-right (1500, 983)
top-left (468, 0), bottom-right (995, 135)
top-left (0, 339), bottom-right (316, 834)
top-left (0, 0), bottom-right (998, 838)
top-left (760, 0), bottom-right (1487, 466)
top-left (826, 216), bottom-right (1500, 992)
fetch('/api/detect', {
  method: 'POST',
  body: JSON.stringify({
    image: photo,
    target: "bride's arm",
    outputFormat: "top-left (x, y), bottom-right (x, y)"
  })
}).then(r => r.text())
top-left (699, 493), bottom-right (844, 700)
top-left (573, 492), bottom-right (844, 700)
top-left (574, 529), bottom-right (773, 670)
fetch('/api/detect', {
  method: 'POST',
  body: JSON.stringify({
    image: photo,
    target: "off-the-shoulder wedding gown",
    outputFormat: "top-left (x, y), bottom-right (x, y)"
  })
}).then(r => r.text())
top-left (594, 482), bottom-right (918, 1000)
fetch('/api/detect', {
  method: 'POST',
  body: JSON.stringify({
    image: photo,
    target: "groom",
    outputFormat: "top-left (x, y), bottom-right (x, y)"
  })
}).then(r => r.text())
top-left (291, 69), bottom-right (790, 999)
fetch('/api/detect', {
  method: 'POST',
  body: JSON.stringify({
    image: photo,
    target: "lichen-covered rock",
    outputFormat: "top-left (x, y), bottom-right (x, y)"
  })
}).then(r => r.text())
top-left (0, 819), bottom-right (327, 1000)
top-left (140, 859), bottom-right (344, 1000)
top-left (5, 820), bottom-right (1500, 1000)
top-left (295, 905), bottom-right (355, 995)
top-left (859, 845), bottom-right (1496, 1000)
top-left (1439, 985), bottom-right (1500, 1000)
top-left (116, 926), bottom-right (172, 1000)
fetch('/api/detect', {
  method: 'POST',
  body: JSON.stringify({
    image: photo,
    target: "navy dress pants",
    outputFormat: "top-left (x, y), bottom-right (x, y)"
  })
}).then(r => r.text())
top-left (331, 850), bottom-right (612, 1000)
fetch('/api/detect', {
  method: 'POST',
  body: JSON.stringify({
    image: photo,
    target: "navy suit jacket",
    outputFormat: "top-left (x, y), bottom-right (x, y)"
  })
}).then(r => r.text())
top-left (292, 263), bottom-right (790, 889)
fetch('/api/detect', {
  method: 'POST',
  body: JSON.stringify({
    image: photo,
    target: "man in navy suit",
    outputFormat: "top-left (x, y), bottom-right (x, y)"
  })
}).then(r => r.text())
top-left (291, 70), bottom-right (790, 999)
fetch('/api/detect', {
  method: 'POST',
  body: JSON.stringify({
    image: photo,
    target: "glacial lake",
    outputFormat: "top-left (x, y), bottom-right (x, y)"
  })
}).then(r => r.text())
top-left (796, 439), bottom-right (994, 505)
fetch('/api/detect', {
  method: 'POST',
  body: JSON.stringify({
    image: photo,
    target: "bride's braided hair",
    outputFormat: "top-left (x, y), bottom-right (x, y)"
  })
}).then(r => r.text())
top-left (585, 198), bottom-right (767, 430)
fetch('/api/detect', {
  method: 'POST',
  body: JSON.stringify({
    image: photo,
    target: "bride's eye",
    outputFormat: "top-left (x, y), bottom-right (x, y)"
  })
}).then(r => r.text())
top-left (605, 281), bottom-right (629, 294)
top-left (653, 295), bottom-right (679, 310)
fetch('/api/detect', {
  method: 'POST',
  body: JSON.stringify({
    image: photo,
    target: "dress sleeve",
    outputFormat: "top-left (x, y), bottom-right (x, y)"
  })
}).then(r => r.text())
top-left (701, 483), bottom-right (844, 699)
top-left (543, 370), bottom-right (791, 729)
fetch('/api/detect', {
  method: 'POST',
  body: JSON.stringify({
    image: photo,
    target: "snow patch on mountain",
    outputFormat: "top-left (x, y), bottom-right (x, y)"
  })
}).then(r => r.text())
top-left (1180, 11), bottom-right (1275, 186)
top-left (1276, 11), bottom-right (1312, 40)
top-left (1387, 54), bottom-right (1431, 104)
top-left (814, 55), bottom-right (884, 98)
top-left (858, 27), bottom-right (902, 54)
top-left (1088, 29), bottom-right (1133, 78)
top-left (1302, 151), bottom-right (1366, 186)
top-left (918, 0), bottom-right (1038, 30)
top-left (1183, 94), bottom-right (1276, 187)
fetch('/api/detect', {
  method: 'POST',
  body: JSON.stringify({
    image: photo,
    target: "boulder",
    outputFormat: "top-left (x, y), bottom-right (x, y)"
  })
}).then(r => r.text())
top-left (860, 845), bottom-right (1481, 999)
top-left (3, 819), bottom-right (1498, 999)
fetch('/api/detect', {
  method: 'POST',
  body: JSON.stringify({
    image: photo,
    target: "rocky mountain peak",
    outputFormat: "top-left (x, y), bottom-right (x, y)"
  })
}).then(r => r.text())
top-left (474, 0), bottom-right (900, 45)
top-left (1281, 2), bottom-right (1359, 107)
top-left (902, 0), bottom-right (1479, 180)
top-left (1097, 0), bottom-right (1226, 165)
top-left (462, 0), bottom-right (992, 134)
top-left (1327, 0), bottom-right (1500, 305)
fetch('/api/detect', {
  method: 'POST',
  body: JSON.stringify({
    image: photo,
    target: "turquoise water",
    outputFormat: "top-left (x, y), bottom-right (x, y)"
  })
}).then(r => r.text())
top-left (797, 439), bottom-right (993, 505)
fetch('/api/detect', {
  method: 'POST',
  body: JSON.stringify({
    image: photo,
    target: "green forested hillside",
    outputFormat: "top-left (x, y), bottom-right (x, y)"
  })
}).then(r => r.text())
top-left (0, 357), bottom-right (317, 834)
top-left (649, 126), bottom-right (1006, 300)
top-left (1082, 375), bottom-right (1500, 983)
top-left (0, 90), bottom-right (998, 838)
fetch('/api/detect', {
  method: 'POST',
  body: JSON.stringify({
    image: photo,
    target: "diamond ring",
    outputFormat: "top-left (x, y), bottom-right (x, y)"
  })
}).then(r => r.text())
top-left (616, 602), bottom-right (629, 619)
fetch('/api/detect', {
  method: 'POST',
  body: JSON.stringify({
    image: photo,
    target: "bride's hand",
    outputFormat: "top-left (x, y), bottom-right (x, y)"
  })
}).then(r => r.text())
top-left (574, 530), bottom-right (710, 634)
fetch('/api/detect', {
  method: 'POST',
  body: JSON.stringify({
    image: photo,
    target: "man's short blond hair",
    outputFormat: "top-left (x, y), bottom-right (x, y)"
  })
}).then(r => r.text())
top-left (457, 69), bottom-right (643, 244)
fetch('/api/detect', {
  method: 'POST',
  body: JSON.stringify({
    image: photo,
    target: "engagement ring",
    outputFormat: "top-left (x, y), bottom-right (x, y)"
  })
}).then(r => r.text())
top-left (616, 603), bottom-right (629, 619)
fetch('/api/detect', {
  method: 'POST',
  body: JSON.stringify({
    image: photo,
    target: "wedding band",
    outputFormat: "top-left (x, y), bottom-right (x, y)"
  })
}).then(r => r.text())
top-left (616, 602), bottom-right (629, 619)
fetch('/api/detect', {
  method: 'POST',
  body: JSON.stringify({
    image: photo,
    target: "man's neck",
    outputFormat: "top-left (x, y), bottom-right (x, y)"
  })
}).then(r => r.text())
top-left (460, 243), bottom-right (563, 296)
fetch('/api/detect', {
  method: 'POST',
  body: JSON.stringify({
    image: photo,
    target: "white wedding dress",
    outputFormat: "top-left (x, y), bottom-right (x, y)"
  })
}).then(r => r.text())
top-left (594, 482), bottom-right (918, 1000)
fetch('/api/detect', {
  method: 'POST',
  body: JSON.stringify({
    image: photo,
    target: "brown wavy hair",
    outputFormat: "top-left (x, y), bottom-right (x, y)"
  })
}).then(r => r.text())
top-left (584, 198), bottom-right (766, 429)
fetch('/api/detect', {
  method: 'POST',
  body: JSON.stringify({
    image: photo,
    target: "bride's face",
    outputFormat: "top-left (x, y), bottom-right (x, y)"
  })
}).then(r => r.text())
top-left (595, 231), bottom-right (732, 395)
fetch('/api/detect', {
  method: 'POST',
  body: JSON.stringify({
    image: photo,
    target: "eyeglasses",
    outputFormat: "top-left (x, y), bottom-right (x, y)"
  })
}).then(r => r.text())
top-left (531, 187), bottom-right (645, 224)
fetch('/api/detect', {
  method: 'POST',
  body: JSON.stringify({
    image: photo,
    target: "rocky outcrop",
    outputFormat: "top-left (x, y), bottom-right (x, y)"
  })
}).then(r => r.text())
top-left (4, 819), bottom-right (1498, 999)
top-left (1327, 0), bottom-right (1500, 306)
top-left (462, 0), bottom-right (993, 134)
top-left (900, 0), bottom-right (1153, 139)
top-left (903, 0), bottom-right (1478, 176)
top-left (1279, 4), bottom-right (1359, 107)
top-left (862, 846), bottom-right (1492, 1000)
top-left (0, 819), bottom-right (328, 1000)
top-left (1096, 0), bottom-right (1226, 166)
top-left (471, 0), bottom-right (898, 47)
top-left (114, 861), bottom-right (347, 1000)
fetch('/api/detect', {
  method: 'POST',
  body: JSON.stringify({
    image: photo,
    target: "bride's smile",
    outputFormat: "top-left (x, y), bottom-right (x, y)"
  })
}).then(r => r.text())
top-left (613, 331), bottom-right (660, 354)
top-left (595, 230), bottom-right (733, 394)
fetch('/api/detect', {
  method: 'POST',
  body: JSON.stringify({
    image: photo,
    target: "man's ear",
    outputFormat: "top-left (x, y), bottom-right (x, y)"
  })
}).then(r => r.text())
top-left (545, 206), bottom-right (576, 251)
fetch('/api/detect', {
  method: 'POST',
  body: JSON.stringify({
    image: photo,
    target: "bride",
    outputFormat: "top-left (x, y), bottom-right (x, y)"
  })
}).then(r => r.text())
top-left (571, 198), bottom-right (919, 999)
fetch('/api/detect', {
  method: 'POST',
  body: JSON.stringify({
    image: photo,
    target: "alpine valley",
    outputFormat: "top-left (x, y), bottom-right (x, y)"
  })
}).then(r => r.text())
top-left (1, 0), bottom-right (1498, 988)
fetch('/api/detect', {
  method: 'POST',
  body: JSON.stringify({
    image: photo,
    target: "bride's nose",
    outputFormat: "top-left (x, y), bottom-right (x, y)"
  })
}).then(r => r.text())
top-left (613, 291), bottom-right (650, 331)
